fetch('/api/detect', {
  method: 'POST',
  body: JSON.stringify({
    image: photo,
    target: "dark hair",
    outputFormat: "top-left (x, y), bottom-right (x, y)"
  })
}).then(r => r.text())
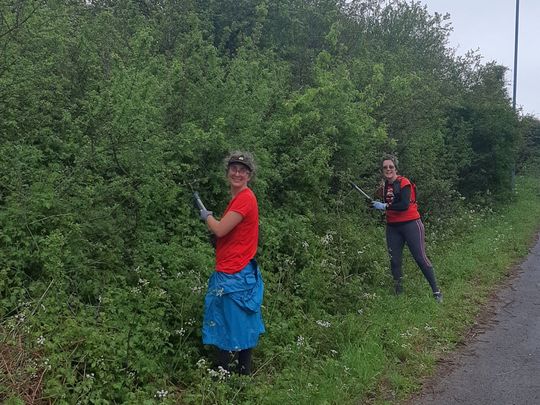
top-left (381, 154), bottom-right (399, 170)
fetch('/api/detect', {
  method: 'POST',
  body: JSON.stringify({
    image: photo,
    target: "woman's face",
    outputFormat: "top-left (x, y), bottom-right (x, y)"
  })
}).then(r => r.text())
top-left (227, 163), bottom-right (251, 189)
top-left (382, 159), bottom-right (398, 182)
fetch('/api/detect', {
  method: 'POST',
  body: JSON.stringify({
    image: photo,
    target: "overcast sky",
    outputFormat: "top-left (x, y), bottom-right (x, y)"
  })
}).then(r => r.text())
top-left (418, 0), bottom-right (539, 118)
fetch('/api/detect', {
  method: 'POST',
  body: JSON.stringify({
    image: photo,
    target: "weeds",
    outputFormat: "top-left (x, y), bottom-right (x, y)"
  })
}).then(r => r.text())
top-left (1, 177), bottom-right (539, 403)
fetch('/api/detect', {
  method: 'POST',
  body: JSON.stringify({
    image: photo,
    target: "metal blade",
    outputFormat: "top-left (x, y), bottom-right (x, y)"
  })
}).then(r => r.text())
top-left (349, 181), bottom-right (373, 201)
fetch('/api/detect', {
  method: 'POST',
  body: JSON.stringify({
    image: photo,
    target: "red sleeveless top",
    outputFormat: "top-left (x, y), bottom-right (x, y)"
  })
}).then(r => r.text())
top-left (384, 176), bottom-right (420, 223)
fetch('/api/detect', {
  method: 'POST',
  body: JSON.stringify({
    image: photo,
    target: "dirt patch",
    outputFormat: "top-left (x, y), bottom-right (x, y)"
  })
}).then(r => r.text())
top-left (0, 327), bottom-right (46, 404)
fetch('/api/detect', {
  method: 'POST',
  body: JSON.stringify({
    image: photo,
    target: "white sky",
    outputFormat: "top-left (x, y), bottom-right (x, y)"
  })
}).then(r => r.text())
top-left (419, 0), bottom-right (539, 118)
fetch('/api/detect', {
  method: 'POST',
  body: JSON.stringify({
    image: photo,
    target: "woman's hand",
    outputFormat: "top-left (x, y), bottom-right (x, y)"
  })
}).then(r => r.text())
top-left (199, 208), bottom-right (213, 221)
top-left (371, 201), bottom-right (387, 211)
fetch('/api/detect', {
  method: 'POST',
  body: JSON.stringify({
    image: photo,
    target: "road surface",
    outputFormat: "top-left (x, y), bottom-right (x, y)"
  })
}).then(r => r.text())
top-left (409, 234), bottom-right (540, 405)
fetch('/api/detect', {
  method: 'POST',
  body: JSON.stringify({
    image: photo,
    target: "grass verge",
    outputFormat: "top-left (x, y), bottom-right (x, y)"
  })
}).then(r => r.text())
top-left (247, 175), bottom-right (540, 405)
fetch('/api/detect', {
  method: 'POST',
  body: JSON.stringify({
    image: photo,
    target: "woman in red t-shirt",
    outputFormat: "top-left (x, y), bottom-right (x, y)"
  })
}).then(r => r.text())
top-left (371, 154), bottom-right (442, 303)
top-left (197, 151), bottom-right (264, 375)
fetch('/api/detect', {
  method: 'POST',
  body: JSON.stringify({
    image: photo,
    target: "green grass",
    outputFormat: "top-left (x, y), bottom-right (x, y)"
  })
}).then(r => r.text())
top-left (245, 175), bottom-right (540, 405)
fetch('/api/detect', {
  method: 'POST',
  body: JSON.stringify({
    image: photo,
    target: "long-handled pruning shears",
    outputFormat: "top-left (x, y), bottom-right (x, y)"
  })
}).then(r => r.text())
top-left (192, 191), bottom-right (207, 212)
top-left (182, 178), bottom-right (207, 212)
top-left (349, 180), bottom-right (373, 202)
top-left (191, 190), bottom-right (217, 248)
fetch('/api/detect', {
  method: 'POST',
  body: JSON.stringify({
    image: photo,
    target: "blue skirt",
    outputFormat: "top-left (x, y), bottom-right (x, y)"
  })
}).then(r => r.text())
top-left (202, 259), bottom-right (265, 351)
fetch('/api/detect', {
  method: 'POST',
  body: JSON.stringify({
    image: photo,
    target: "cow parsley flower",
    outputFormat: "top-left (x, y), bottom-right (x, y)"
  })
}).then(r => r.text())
top-left (155, 389), bottom-right (169, 399)
top-left (316, 320), bottom-right (331, 328)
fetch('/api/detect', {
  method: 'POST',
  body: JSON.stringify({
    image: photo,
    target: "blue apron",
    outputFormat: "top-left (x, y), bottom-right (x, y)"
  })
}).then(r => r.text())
top-left (202, 259), bottom-right (265, 351)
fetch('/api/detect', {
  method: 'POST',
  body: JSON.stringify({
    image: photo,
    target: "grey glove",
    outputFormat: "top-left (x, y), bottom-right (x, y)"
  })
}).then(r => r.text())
top-left (199, 209), bottom-right (213, 221)
top-left (193, 192), bottom-right (212, 221)
top-left (371, 201), bottom-right (387, 211)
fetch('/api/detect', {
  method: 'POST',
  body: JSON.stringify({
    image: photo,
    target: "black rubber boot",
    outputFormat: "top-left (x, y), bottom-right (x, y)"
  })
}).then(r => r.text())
top-left (216, 349), bottom-right (233, 372)
top-left (237, 349), bottom-right (252, 375)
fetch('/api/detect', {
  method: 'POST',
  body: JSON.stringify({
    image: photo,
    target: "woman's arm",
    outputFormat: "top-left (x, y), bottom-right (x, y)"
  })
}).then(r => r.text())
top-left (206, 211), bottom-right (243, 238)
top-left (387, 185), bottom-right (411, 211)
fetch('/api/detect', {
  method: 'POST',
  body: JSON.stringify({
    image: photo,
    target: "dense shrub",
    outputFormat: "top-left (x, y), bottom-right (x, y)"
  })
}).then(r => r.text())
top-left (0, 0), bottom-right (532, 402)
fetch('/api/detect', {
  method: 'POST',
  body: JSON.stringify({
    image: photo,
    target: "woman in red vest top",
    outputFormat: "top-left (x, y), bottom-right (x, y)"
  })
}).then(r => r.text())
top-left (371, 154), bottom-right (442, 303)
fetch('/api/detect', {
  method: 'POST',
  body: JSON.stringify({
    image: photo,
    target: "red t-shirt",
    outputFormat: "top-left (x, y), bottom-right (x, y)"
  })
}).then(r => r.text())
top-left (384, 176), bottom-right (420, 223)
top-left (215, 188), bottom-right (259, 274)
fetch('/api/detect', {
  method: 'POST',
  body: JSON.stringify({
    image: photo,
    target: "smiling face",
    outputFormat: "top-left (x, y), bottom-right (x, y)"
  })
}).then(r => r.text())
top-left (382, 159), bottom-right (398, 183)
top-left (227, 163), bottom-right (252, 192)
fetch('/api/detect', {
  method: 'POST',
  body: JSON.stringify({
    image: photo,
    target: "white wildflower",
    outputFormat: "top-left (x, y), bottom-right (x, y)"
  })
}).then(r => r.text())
top-left (284, 257), bottom-right (295, 266)
top-left (14, 313), bottom-right (26, 323)
top-left (321, 233), bottom-right (333, 245)
top-left (175, 328), bottom-right (186, 337)
top-left (316, 320), bottom-right (331, 328)
top-left (138, 278), bottom-right (149, 287)
top-left (207, 366), bottom-right (230, 381)
top-left (196, 359), bottom-right (207, 369)
top-left (400, 329), bottom-right (413, 338)
top-left (191, 286), bottom-right (204, 294)
top-left (155, 389), bottom-right (169, 399)
top-left (296, 335), bottom-right (305, 347)
top-left (37, 335), bottom-right (45, 345)
top-left (43, 358), bottom-right (51, 371)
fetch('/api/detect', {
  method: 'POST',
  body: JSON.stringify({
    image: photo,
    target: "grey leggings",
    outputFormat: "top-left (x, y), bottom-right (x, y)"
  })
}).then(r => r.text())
top-left (386, 219), bottom-right (439, 292)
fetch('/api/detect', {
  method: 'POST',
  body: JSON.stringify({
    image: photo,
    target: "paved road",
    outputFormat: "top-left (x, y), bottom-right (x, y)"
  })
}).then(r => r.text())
top-left (411, 235), bottom-right (540, 405)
